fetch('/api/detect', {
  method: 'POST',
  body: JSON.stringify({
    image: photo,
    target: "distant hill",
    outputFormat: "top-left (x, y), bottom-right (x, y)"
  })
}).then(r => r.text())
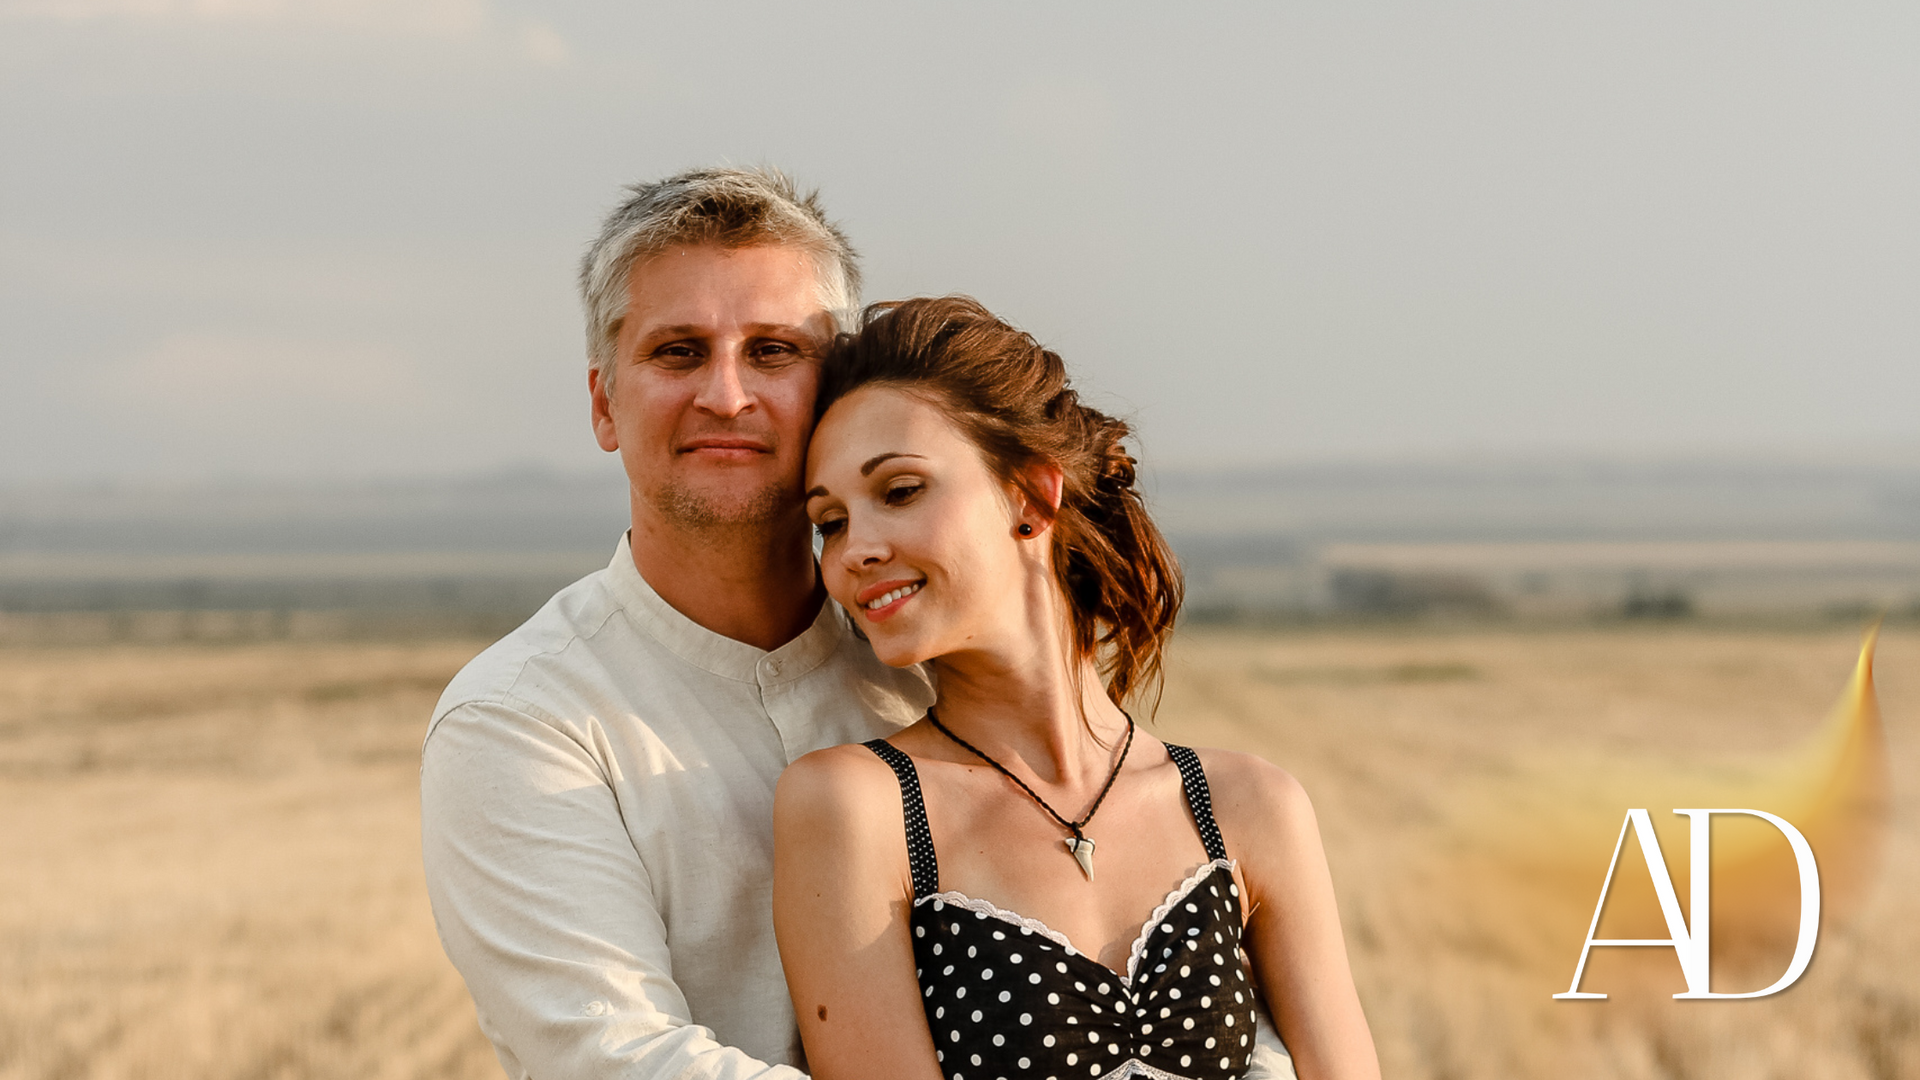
top-left (0, 467), bottom-right (632, 559)
top-left (1148, 457), bottom-right (1920, 544)
top-left (3, 456), bottom-right (1917, 635)
top-left (6, 456), bottom-right (1916, 555)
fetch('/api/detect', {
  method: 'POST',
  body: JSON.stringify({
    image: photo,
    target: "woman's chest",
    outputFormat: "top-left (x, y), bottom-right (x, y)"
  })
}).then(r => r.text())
top-left (922, 771), bottom-right (1233, 971)
top-left (910, 864), bottom-right (1259, 1080)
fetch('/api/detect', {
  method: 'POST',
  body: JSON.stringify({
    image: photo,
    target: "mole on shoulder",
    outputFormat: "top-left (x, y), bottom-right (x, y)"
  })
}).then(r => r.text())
top-left (817, 1005), bottom-right (828, 1021)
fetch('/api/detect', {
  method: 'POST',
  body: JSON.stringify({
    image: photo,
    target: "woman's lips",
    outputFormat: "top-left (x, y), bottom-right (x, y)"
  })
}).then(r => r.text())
top-left (857, 579), bottom-right (923, 622)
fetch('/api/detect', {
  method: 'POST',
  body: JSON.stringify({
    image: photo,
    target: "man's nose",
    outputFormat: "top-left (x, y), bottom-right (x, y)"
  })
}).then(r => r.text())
top-left (693, 351), bottom-right (753, 417)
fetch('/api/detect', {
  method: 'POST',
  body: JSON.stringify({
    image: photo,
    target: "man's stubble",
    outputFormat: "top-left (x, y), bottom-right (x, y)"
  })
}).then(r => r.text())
top-left (651, 472), bottom-right (797, 532)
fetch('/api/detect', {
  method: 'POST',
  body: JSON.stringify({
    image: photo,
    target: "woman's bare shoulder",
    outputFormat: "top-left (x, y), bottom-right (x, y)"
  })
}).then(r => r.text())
top-left (774, 742), bottom-right (918, 913)
top-left (776, 740), bottom-right (911, 833)
top-left (1185, 746), bottom-right (1317, 836)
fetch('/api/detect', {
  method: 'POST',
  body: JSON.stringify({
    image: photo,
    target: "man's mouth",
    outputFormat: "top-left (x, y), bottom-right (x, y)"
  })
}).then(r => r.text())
top-left (679, 438), bottom-right (771, 455)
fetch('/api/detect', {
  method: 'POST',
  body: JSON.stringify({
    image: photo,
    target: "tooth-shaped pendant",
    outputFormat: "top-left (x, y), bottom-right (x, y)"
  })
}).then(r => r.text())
top-left (1065, 836), bottom-right (1096, 881)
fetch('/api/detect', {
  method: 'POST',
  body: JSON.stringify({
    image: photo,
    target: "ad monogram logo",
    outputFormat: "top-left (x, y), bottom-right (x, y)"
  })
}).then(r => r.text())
top-left (1554, 808), bottom-right (1821, 1001)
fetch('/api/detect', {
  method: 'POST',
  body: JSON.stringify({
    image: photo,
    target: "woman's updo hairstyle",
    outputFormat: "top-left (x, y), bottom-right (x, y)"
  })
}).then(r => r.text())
top-left (819, 296), bottom-right (1183, 708)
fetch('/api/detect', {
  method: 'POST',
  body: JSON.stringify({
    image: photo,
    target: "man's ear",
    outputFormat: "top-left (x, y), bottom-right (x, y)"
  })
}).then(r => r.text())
top-left (589, 366), bottom-right (620, 452)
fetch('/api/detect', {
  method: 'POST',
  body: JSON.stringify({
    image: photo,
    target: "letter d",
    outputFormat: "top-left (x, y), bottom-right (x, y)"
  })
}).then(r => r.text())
top-left (1670, 809), bottom-right (1821, 999)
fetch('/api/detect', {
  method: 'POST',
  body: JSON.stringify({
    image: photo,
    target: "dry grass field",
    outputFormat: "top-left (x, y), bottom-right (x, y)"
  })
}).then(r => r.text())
top-left (1, 626), bottom-right (1914, 1079)
top-left (1159, 625), bottom-right (1919, 1080)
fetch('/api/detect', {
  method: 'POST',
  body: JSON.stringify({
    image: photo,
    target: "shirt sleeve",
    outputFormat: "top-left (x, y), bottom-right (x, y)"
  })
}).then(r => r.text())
top-left (420, 700), bottom-right (807, 1080)
top-left (1242, 998), bottom-right (1299, 1080)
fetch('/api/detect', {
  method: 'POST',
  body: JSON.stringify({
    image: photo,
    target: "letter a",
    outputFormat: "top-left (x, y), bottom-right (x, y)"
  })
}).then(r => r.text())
top-left (1554, 809), bottom-right (1698, 1000)
top-left (1554, 808), bottom-right (1821, 999)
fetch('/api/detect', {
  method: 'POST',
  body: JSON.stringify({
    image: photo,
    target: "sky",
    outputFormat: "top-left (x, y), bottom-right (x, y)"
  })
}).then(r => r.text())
top-left (2, 0), bottom-right (1916, 483)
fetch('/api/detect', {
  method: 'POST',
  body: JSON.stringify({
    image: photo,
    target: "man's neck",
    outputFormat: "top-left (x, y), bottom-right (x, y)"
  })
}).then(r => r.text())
top-left (626, 507), bottom-right (824, 653)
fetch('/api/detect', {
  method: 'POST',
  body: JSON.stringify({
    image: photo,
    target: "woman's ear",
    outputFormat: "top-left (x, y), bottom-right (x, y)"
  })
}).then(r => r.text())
top-left (1015, 461), bottom-right (1066, 536)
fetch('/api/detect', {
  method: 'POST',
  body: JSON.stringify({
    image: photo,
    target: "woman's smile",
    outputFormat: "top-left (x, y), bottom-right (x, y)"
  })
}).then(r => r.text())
top-left (858, 578), bottom-right (925, 620)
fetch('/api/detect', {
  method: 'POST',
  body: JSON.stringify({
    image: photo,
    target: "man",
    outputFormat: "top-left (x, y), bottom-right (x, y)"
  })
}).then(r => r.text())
top-left (421, 167), bottom-right (1297, 1079)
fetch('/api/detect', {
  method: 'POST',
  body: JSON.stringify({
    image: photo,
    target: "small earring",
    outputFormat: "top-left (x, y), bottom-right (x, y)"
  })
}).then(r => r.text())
top-left (1018, 523), bottom-right (1034, 536)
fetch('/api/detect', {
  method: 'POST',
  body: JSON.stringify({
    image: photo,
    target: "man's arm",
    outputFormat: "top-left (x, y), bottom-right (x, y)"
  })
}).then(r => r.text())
top-left (421, 700), bottom-right (805, 1080)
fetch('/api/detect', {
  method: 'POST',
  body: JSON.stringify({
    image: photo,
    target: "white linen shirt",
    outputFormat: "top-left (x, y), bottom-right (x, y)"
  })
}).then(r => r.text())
top-left (421, 535), bottom-right (1297, 1080)
top-left (421, 536), bottom-right (935, 1080)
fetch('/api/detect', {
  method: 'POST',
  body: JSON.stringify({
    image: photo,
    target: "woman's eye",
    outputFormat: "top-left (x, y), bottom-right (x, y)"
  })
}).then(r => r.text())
top-left (814, 518), bottom-right (846, 539)
top-left (884, 482), bottom-right (922, 506)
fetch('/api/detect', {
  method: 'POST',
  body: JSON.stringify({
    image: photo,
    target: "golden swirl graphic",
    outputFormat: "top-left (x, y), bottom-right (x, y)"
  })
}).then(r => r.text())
top-left (1475, 627), bottom-right (1890, 994)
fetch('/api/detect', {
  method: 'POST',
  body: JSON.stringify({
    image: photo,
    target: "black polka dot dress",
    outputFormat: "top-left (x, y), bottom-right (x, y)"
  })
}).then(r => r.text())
top-left (863, 740), bottom-right (1260, 1080)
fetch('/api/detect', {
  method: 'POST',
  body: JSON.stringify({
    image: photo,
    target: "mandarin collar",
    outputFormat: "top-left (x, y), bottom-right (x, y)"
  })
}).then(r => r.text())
top-left (602, 532), bottom-right (847, 684)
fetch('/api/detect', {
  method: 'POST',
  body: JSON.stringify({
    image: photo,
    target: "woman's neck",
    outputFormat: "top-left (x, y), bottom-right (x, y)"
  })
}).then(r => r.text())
top-left (927, 605), bottom-right (1131, 787)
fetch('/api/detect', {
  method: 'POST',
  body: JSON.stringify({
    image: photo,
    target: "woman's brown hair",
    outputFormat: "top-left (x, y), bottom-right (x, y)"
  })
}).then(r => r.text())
top-left (819, 296), bottom-right (1183, 709)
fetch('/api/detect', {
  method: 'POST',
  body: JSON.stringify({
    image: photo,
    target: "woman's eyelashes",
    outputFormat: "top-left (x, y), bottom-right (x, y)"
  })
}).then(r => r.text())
top-left (810, 477), bottom-right (926, 540)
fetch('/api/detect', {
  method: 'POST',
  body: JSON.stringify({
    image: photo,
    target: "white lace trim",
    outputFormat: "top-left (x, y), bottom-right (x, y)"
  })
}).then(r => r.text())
top-left (912, 858), bottom-right (1238, 983)
top-left (915, 891), bottom-right (1078, 953)
top-left (1124, 858), bottom-right (1236, 983)
top-left (1094, 1058), bottom-right (1210, 1080)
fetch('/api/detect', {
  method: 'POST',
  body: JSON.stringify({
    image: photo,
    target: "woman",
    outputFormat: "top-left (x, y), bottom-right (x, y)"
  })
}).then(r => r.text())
top-left (773, 297), bottom-right (1379, 1080)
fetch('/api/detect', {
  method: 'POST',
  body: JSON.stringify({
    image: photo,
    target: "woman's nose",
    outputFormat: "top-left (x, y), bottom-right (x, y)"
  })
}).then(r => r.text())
top-left (839, 515), bottom-right (888, 567)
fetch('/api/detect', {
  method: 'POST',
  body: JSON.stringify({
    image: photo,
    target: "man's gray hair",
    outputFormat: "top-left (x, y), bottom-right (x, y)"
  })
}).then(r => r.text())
top-left (579, 166), bottom-right (861, 383)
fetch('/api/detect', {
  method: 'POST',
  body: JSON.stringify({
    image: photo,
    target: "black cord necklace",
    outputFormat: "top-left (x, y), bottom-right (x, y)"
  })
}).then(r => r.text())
top-left (925, 707), bottom-right (1136, 882)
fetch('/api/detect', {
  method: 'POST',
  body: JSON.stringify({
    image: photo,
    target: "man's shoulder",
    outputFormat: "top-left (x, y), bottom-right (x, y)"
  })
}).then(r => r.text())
top-left (423, 562), bottom-right (935, 757)
top-left (426, 565), bottom-right (630, 741)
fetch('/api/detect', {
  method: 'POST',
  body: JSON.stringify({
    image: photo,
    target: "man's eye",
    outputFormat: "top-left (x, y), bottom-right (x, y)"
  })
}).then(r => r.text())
top-left (652, 345), bottom-right (702, 366)
top-left (884, 482), bottom-right (922, 506)
top-left (814, 518), bottom-right (846, 539)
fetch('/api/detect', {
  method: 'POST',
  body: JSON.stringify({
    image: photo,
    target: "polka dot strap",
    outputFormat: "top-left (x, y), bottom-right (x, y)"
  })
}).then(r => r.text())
top-left (862, 739), bottom-right (941, 900)
top-left (1165, 743), bottom-right (1229, 863)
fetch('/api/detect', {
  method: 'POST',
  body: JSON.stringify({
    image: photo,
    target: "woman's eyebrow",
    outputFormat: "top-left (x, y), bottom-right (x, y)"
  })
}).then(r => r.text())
top-left (807, 452), bottom-right (930, 498)
top-left (860, 452), bottom-right (926, 476)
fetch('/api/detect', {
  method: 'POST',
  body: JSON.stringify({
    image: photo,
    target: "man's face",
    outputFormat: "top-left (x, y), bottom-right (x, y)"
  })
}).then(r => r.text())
top-left (591, 243), bottom-right (834, 532)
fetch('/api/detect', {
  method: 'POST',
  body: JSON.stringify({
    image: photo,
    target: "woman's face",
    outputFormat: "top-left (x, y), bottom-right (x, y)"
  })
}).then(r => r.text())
top-left (805, 384), bottom-right (1039, 668)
